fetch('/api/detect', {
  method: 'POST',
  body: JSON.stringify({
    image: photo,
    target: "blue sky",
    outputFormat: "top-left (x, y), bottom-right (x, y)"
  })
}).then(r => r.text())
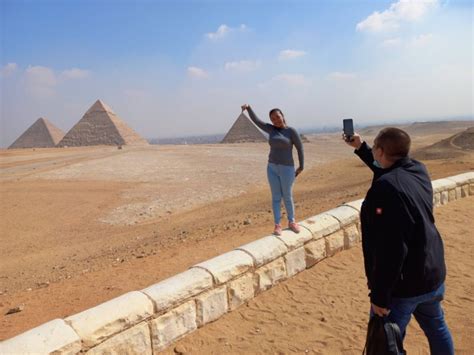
top-left (1, 0), bottom-right (472, 146)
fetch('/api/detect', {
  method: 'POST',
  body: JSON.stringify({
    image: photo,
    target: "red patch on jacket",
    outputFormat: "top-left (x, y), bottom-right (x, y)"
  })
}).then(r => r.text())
top-left (376, 208), bottom-right (383, 215)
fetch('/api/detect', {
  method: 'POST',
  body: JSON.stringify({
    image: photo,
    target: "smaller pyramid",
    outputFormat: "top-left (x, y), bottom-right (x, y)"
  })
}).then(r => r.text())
top-left (57, 99), bottom-right (148, 147)
top-left (8, 117), bottom-right (65, 149)
top-left (221, 113), bottom-right (267, 143)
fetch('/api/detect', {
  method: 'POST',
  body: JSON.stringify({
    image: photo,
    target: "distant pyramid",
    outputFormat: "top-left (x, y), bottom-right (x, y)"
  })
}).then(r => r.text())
top-left (221, 113), bottom-right (267, 143)
top-left (8, 117), bottom-right (65, 149)
top-left (57, 99), bottom-right (148, 147)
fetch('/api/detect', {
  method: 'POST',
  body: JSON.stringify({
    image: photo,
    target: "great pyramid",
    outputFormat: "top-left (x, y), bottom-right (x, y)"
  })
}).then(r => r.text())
top-left (57, 99), bottom-right (148, 147)
top-left (221, 113), bottom-right (267, 143)
top-left (8, 117), bottom-right (65, 149)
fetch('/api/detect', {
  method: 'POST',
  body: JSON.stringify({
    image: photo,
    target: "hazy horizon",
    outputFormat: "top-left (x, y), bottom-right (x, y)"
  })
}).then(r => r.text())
top-left (150, 114), bottom-right (473, 141)
top-left (1, 0), bottom-right (472, 147)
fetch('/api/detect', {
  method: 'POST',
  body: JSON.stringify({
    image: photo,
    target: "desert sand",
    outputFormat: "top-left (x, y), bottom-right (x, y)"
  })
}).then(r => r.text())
top-left (0, 123), bottom-right (473, 352)
top-left (161, 197), bottom-right (473, 355)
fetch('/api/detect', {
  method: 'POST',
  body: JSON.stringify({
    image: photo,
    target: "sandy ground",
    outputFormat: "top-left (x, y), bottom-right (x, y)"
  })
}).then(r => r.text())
top-left (163, 197), bottom-right (473, 355)
top-left (0, 128), bottom-right (473, 346)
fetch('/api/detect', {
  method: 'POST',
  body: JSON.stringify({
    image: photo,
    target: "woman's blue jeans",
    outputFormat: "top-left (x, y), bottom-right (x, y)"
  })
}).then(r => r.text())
top-left (267, 163), bottom-right (295, 224)
top-left (372, 283), bottom-right (454, 355)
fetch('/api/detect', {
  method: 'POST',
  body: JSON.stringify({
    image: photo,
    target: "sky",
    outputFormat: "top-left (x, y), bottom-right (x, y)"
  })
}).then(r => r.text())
top-left (1, 0), bottom-right (472, 147)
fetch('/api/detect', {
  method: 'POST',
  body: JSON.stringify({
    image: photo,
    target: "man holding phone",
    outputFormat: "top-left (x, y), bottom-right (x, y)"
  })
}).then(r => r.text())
top-left (343, 118), bottom-right (355, 141)
top-left (344, 126), bottom-right (454, 355)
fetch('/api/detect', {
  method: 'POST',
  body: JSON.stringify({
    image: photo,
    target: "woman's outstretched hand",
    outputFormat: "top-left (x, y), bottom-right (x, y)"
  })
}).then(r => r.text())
top-left (241, 104), bottom-right (250, 112)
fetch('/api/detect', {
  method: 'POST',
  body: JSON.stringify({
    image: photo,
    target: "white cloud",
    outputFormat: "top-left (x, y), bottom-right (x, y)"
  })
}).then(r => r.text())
top-left (61, 68), bottom-right (90, 79)
top-left (22, 65), bottom-right (91, 98)
top-left (380, 33), bottom-right (433, 48)
top-left (393, 0), bottom-right (438, 20)
top-left (381, 37), bottom-right (403, 48)
top-left (1, 62), bottom-right (18, 77)
top-left (328, 72), bottom-right (357, 80)
top-left (357, 0), bottom-right (438, 32)
top-left (410, 33), bottom-right (434, 47)
top-left (206, 24), bottom-right (248, 40)
top-left (224, 60), bottom-right (260, 72)
top-left (187, 66), bottom-right (208, 79)
top-left (24, 65), bottom-right (57, 98)
top-left (206, 24), bottom-right (230, 40)
top-left (278, 49), bottom-right (307, 60)
top-left (25, 65), bottom-right (57, 85)
top-left (272, 74), bottom-right (309, 86)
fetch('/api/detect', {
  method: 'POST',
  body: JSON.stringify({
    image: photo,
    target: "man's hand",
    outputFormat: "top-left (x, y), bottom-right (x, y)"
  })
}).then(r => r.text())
top-left (343, 132), bottom-right (363, 150)
top-left (241, 104), bottom-right (249, 112)
top-left (295, 167), bottom-right (303, 177)
top-left (371, 303), bottom-right (390, 317)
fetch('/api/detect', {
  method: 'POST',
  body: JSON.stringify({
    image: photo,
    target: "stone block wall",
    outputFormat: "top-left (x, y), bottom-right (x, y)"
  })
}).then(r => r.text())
top-left (1, 172), bottom-right (473, 354)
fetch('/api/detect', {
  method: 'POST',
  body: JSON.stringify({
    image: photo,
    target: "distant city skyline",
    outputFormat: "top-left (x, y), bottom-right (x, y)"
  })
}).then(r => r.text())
top-left (1, 0), bottom-right (472, 147)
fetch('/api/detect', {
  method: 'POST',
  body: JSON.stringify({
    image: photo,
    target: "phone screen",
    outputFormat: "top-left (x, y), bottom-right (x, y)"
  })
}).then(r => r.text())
top-left (343, 119), bottom-right (354, 136)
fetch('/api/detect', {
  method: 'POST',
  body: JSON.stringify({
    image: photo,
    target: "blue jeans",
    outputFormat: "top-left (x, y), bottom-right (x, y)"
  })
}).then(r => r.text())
top-left (267, 163), bottom-right (295, 224)
top-left (373, 283), bottom-right (454, 355)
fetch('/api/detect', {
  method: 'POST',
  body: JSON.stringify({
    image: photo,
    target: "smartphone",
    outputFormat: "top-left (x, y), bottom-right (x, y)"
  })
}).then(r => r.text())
top-left (343, 118), bottom-right (354, 141)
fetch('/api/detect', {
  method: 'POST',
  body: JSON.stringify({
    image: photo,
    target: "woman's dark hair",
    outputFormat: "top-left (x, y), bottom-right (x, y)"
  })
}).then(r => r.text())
top-left (269, 108), bottom-right (284, 117)
top-left (374, 127), bottom-right (411, 162)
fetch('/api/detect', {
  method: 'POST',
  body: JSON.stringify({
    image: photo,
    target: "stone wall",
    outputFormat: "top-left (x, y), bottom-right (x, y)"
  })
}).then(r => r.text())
top-left (1, 172), bottom-right (473, 354)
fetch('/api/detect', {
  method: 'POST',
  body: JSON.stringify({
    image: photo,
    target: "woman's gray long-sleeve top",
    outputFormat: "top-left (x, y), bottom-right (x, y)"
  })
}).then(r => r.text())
top-left (247, 106), bottom-right (304, 169)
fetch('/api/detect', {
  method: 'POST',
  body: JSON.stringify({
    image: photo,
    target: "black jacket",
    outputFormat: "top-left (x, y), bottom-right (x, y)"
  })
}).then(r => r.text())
top-left (357, 142), bottom-right (446, 307)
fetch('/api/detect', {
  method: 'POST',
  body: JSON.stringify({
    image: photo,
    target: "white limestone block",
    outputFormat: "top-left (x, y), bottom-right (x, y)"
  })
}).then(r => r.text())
top-left (305, 239), bottom-right (326, 268)
top-left (236, 236), bottom-right (288, 267)
top-left (65, 291), bottom-right (153, 348)
top-left (447, 172), bottom-right (474, 184)
top-left (440, 191), bottom-right (449, 205)
top-left (432, 178), bottom-right (456, 193)
top-left (452, 172), bottom-right (474, 195)
top-left (284, 247), bottom-right (306, 277)
top-left (150, 301), bottom-right (196, 352)
top-left (326, 230), bottom-right (345, 256)
top-left (357, 221), bottom-right (362, 237)
top-left (448, 188), bottom-right (457, 202)
top-left (446, 172), bottom-right (474, 196)
top-left (256, 257), bottom-right (287, 291)
top-left (227, 273), bottom-right (255, 311)
top-left (454, 186), bottom-right (461, 199)
top-left (0, 319), bottom-right (81, 355)
top-left (326, 206), bottom-right (359, 227)
top-left (299, 213), bottom-right (340, 239)
top-left (192, 250), bottom-right (254, 285)
top-left (447, 174), bottom-right (471, 186)
top-left (141, 268), bottom-right (212, 312)
top-left (274, 226), bottom-right (313, 250)
top-left (433, 192), bottom-right (441, 207)
top-left (195, 286), bottom-right (228, 327)
top-left (343, 198), bottom-right (364, 212)
top-left (464, 172), bottom-right (474, 182)
top-left (86, 322), bottom-right (151, 355)
top-left (344, 224), bottom-right (360, 249)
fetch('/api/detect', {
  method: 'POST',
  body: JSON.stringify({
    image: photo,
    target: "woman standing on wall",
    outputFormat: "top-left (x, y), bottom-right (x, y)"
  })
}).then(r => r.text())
top-left (241, 104), bottom-right (304, 236)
